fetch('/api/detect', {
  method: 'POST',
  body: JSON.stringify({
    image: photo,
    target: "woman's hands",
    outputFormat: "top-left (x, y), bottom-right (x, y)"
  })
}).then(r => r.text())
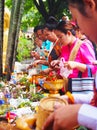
top-left (31, 51), bottom-right (40, 59)
top-left (51, 60), bottom-right (79, 70)
top-left (50, 60), bottom-right (86, 74)
top-left (50, 60), bottom-right (60, 70)
top-left (40, 68), bottom-right (52, 75)
top-left (64, 61), bottom-right (79, 70)
top-left (27, 60), bottom-right (41, 70)
top-left (64, 61), bottom-right (86, 72)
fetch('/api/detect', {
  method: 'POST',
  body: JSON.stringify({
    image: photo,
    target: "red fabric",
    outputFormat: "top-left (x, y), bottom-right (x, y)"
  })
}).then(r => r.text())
top-left (90, 87), bottom-right (97, 107)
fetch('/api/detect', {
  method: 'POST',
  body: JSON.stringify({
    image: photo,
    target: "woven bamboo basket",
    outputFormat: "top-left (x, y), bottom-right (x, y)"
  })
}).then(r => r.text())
top-left (36, 97), bottom-right (68, 130)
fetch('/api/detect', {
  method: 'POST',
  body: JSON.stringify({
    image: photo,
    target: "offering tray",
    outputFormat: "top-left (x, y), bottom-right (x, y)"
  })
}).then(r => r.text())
top-left (43, 79), bottom-right (65, 95)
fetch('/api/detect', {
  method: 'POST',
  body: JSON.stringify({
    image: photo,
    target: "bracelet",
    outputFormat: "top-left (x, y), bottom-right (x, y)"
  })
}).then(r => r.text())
top-left (66, 91), bottom-right (74, 104)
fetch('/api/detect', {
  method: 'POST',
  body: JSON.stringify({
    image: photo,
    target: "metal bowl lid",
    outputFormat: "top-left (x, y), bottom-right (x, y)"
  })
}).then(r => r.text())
top-left (39, 97), bottom-right (67, 111)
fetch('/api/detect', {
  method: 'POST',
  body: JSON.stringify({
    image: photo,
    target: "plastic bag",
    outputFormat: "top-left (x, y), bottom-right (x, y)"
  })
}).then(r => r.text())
top-left (59, 57), bottom-right (72, 78)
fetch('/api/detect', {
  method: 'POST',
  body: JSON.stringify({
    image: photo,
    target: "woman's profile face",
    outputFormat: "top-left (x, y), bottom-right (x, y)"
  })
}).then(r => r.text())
top-left (69, 5), bottom-right (97, 43)
top-left (35, 37), bottom-right (42, 47)
top-left (43, 28), bottom-right (57, 42)
top-left (54, 30), bottom-right (70, 46)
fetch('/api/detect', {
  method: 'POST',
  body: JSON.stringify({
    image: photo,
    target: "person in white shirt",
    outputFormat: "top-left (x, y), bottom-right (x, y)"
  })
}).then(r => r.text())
top-left (42, 0), bottom-right (97, 130)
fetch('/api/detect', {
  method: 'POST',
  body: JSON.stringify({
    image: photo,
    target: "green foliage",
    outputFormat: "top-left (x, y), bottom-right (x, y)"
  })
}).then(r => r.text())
top-left (22, 0), bottom-right (44, 28)
top-left (18, 74), bottom-right (28, 84)
top-left (5, 0), bottom-right (71, 31)
top-left (5, 0), bottom-right (42, 30)
top-left (16, 37), bottom-right (34, 62)
top-left (77, 126), bottom-right (89, 130)
top-left (21, 7), bottom-right (42, 31)
top-left (24, 0), bottom-right (34, 13)
top-left (5, 0), bottom-right (12, 8)
top-left (31, 93), bottom-right (44, 102)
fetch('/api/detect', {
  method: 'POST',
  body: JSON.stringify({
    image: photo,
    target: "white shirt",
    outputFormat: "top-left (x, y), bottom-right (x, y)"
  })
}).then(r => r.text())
top-left (74, 72), bottom-right (97, 130)
top-left (78, 104), bottom-right (97, 130)
top-left (73, 93), bottom-right (93, 104)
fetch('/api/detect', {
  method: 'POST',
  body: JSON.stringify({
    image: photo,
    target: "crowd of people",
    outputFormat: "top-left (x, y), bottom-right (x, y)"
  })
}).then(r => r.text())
top-left (42, 0), bottom-right (97, 130)
top-left (27, 0), bottom-right (97, 129)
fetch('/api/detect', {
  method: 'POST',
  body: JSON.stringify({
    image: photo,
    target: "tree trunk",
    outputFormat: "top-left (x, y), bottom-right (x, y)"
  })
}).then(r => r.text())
top-left (6, 0), bottom-right (25, 80)
top-left (12, 0), bottom-right (26, 70)
top-left (0, 0), bottom-right (4, 77)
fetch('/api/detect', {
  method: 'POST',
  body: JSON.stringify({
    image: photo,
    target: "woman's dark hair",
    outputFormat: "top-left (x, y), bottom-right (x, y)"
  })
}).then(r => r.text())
top-left (44, 23), bottom-right (57, 31)
top-left (55, 20), bottom-right (76, 36)
top-left (44, 16), bottom-right (58, 31)
top-left (47, 16), bottom-right (58, 25)
top-left (34, 25), bottom-right (44, 33)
